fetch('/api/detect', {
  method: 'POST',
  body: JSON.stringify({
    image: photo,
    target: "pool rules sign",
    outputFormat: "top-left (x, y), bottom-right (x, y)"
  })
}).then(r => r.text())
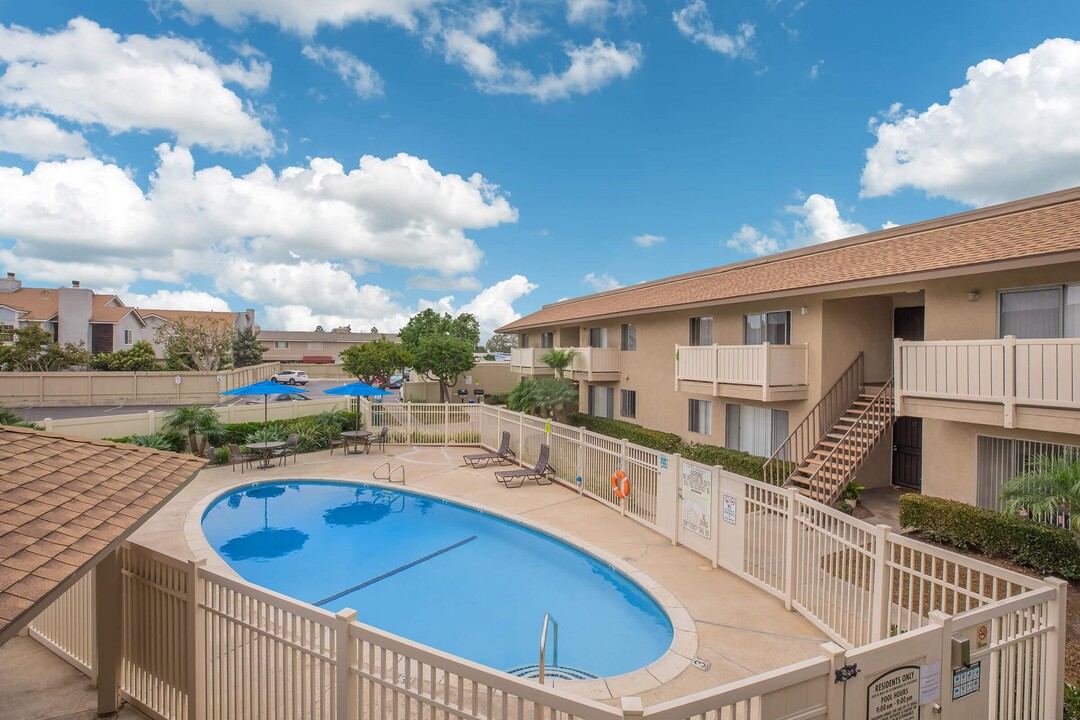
top-left (867, 666), bottom-right (920, 720)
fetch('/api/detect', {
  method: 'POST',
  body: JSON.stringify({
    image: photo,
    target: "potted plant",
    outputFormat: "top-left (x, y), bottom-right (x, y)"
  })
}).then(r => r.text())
top-left (839, 481), bottom-right (865, 512)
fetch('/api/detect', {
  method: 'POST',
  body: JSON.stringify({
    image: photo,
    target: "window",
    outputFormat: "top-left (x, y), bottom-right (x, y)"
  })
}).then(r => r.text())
top-left (520, 333), bottom-right (530, 348)
top-left (587, 385), bottom-right (614, 419)
top-left (274, 341), bottom-right (290, 349)
top-left (688, 399), bottom-right (712, 435)
top-left (977, 436), bottom-right (1079, 525)
top-left (998, 285), bottom-right (1080, 339)
top-left (621, 323), bottom-right (637, 351)
top-left (540, 332), bottom-right (554, 349)
top-left (620, 389), bottom-right (637, 419)
top-left (587, 327), bottom-right (608, 348)
top-left (744, 311), bottom-right (791, 345)
top-left (0, 322), bottom-right (14, 343)
top-left (308, 341), bottom-right (323, 349)
top-left (123, 329), bottom-right (134, 345)
top-left (689, 316), bottom-right (713, 346)
top-left (725, 404), bottom-right (789, 457)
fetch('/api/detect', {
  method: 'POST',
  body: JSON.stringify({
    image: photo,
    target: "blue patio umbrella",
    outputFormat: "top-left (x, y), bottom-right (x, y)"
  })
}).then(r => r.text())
top-left (324, 381), bottom-right (393, 430)
top-left (222, 380), bottom-right (308, 423)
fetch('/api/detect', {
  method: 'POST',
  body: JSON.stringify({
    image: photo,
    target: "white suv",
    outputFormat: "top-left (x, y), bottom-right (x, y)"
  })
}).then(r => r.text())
top-left (271, 370), bottom-right (309, 385)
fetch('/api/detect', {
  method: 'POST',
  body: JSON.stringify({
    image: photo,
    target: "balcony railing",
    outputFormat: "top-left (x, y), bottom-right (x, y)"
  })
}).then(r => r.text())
top-left (509, 347), bottom-right (621, 380)
top-left (675, 343), bottom-right (809, 401)
top-left (894, 336), bottom-right (1080, 427)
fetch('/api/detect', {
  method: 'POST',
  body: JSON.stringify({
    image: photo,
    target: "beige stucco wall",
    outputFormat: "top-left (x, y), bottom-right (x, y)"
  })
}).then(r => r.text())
top-left (404, 362), bottom-right (517, 402)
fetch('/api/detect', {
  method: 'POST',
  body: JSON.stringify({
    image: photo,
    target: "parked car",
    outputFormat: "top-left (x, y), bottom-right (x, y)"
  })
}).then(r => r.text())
top-left (246, 393), bottom-right (311, 404)
top-left (271, 370), bottom-right (309, 385)
top-left (388, 374), bottom-right (404, 389)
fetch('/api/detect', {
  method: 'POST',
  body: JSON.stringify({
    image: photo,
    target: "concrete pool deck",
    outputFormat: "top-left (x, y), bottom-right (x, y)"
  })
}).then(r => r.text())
top-left (131, 445), bottom-right (829, 705)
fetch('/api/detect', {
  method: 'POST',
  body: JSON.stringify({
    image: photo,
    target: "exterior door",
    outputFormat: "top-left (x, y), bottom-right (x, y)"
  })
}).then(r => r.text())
top-left (892, 306), bottom-right (924, 490)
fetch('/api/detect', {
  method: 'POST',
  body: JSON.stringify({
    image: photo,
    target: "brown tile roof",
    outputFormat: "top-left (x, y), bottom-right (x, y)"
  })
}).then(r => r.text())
top-left (90, 295), bottom-right (143, 325)
top-left (257, 330), bottom-right (400, 342)
top-left (0, 426), bottom-right (203, 644)
top-left (499, 186), bottom-right (1080, 332)
top-left (139, 308), bottom-right (241, 324)
top-left (0, 288), bottom-right (58, 321)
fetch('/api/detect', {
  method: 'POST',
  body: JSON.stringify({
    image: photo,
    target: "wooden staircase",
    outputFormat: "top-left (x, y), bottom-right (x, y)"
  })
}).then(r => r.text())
top-left (784, 384), bottom-right (895, 504)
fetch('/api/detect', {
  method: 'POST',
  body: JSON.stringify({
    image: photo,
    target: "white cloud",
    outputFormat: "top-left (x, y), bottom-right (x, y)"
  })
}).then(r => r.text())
top-left (809, 59), bottom-right (823, 79)
top-left (632, 233), bottom-right (665, 247)
top-left (460, 274), bottom-right (538, 336)
top-left (0, 18), bottom-right (273, 154)
top-left (156, 0), bottom-right (437, 35)
top-left (727, 194), bottom-right (866, 257)
top-left (673, 1), bottom-right (755, 59)
top-left (407, 274), bottom-right (483, 292)
top-left (582, 272), bottom-right (621, 291)
top-left (0, 115), bottom-right (90, 160)
top-left (882, 220), bottom-right (899, 229)
top-left (126, 289), bottom-right (232, 311)
top-left (566, 0), bottom-right (636, 27)
top-left (302, 44), bottom-right (384, 98)
top-left (861, 38), bottom-right (1080, 206)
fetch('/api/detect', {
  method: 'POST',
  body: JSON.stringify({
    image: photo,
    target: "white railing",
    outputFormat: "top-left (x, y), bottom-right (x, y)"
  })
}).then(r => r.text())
top-left (509, 347), bottom-right (621, 377)
top-left (27, 399), bottom-right (1068, 720)
top-left (28, 569), bottom-right (96, 679)
top-left (509, 347), bottom-right (552, 373)
top-left (675, 343), bottom-right (808, 398)
top-left (895, 336), bottom-right (1080, 426)
top-left (358, 401), bottom-right (483, 446)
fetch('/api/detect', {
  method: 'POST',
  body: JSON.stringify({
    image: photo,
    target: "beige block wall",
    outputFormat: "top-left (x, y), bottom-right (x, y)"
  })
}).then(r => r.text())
top-left (404, 362), bottom-right (517, 402)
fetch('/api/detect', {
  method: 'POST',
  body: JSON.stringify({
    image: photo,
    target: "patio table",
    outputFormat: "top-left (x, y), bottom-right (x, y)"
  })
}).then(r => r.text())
top-left (246, 441), bottom-right (286, 469)
top-left (341, 430), bottom-right (372, 454)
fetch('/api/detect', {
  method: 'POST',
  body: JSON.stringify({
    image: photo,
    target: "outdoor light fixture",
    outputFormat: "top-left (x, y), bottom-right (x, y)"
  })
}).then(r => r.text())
top-left (800, 306), bottom-right (809, 315)
top-left (966, 290), bottom-right (980, 301)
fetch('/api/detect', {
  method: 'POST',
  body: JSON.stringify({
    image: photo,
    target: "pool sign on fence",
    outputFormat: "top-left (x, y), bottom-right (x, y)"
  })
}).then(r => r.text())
top-left (680, 463), bottom-right (712, 539)
top-left (867, 666), bottom-right (920, 720)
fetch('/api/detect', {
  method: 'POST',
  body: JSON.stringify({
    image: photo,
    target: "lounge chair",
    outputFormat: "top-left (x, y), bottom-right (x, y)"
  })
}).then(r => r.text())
top-left (273, 434), bottom-right (299, 465)
top-left (495, 444), bottom-right (555, 488)
top-left (328, 432), bottom-right (346, 455)
top-left (464, 431), bottom-right (516, 468)
top-left (228, 443), bottom-right (259, 474)
top-left (358, 426), bottom-right (389, 454)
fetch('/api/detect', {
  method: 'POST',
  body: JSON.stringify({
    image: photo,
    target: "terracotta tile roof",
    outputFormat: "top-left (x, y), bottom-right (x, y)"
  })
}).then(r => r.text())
top-left (258, 330), bottom-right (400, 342)
top-left (499, 187), bottom-right (1080, 332)
top-left (0, 426), bottom-right (203, 644)
top-left (139, 308), bottom-right (241, 323)
top-left (0, 288), bottom-right (58, 321)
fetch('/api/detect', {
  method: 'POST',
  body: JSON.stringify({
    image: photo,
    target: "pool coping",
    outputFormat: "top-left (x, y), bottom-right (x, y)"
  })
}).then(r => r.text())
top-left (182, 475), bottom-right (698, 701)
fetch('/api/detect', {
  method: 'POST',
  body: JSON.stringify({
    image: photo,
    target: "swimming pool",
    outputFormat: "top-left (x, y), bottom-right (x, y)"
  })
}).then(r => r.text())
top-left (200, 481), bottom-right (674, 679)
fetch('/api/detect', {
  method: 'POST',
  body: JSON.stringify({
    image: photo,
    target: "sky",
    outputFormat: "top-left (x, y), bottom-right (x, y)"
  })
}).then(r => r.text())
top-left (0, 1), bottom-right (1079, 337)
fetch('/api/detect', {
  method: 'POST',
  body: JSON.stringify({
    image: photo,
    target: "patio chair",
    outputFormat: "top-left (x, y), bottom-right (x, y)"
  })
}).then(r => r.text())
top-left (328, 432), bottom-right (346, 455)
top-left (495, 444), bottom-right (555, 488)
top-left (463, 431), bottom-right (515, 468)
top-left (228, 443), bottom-right (259, 474)
top-left (359, 426), bottom-right (389, 454)
top-left (274, 434), bottom-right (300, 465)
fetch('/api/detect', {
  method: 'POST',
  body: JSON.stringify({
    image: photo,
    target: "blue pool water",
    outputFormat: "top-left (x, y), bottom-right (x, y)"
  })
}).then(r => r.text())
top-left (201, 481), bottom-right (673, 678)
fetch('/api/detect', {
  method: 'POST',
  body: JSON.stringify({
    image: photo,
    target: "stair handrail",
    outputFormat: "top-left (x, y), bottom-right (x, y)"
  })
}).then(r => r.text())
top-left (801, 379), bottom-right (894, 506)
top-left (763, 352), bottom-right (864, 486)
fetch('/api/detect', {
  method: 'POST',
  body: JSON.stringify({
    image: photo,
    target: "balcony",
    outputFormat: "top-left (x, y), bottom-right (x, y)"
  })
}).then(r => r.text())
top-left (894, 337), bottom-right (1080, 432)
top-left (509, 347), bottom-right (621, 382)
top-left (675, 343), bottom-right (809, 401)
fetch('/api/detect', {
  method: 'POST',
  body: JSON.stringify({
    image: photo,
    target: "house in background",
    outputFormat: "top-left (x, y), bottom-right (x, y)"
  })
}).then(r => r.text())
top-left (258, 327), bottom-right (401, 363)
top-left (137, 308), bottom-right (256, 359)
top-left (500, 185), bottom-right (1080, 511)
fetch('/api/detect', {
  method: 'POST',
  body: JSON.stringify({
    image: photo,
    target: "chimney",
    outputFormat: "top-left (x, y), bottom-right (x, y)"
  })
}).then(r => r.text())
top-left (72, 280), bottom-right (80, 288)
top-left (0, 272), bottom-right (20, 293)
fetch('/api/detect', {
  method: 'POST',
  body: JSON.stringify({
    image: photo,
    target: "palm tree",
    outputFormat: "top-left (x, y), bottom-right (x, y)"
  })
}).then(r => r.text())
top-left (163, 405), bottom-right (223, 455)
top-left (507, 378), bottom-right (579, 422)
top-left (0, 403), bottom-right (26, 426)
top-left (1000, 454), bottom-right (1080, 522)
top-left (539, 348), bottom-right (578, 380)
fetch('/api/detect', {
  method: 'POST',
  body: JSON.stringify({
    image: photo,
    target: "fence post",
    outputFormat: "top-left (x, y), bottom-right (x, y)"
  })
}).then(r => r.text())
top-left (445, 403), bottom-right (450, 445)
top-left (577, 428), bottom-right (585, 495)
top-left (336, 608), bottom-right (358, 720)
top-left (761, 341), bottom-right (770, 402)
top-left (783, 489), bottom-right (797, 610)
top-left (870, 524), bottom-right (891, 642)
top-left (44, 417), bottom-right (53, 432)
top-left (620, 439), bottom-right (629, 516)
top-left (1046, 577), bottom-right (1068, 719)
top-left (620, 696), bottom-right (643, 720)
top-left (186, 558), bottom-right (206, 720)
top-left (819, 642), bottom-right (847, 720)
top-left (407, 405), bottom-right (413, 444)
top-left (928, 610), bottom-right (954, 719)
top-left (1003, 334), bottom-right (1016, 428)
top-left (147, 410), bottom-right (155, 435)
top-left (892, 338), bottom-right (905, 417)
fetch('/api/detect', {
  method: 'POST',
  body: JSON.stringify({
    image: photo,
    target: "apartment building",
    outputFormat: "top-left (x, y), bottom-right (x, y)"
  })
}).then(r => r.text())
top-left (0, 275), bottom-right (254, 357)
top-left (258, 328), bottom-right (401, 363)
top-left (499, 186), bottom-right (1080, 509)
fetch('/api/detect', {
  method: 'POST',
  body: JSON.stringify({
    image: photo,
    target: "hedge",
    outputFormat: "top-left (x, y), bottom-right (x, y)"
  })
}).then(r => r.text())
top-left (565, 413), bottom-right (772, 481)
top-left (899, 494), bottom-right (1080, 580)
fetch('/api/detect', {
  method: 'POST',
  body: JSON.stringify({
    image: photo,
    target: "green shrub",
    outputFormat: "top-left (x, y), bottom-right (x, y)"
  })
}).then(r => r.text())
top-left (246, 425), bottom-right (284, 444)
top-left (212, 446), bottom-right (232, 465)
top-left (566, 413), bottom-right (683, 454)
top-left (484, 393), bottom-right (509, 406)
top-left (1066, 683), bottom-right (1080, 720)
top-left (899, 494), bottom-right (1080, 580)
top-left (680, 442), bottom-right (773, 480)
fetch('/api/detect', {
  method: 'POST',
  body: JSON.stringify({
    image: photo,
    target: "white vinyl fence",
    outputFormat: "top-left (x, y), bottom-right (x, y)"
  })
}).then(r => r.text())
top-left (28, 400), bottom-right (1069, 720)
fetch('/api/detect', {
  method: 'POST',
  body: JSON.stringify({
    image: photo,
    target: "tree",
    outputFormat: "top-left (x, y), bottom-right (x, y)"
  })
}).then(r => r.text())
top-left (232, 327), bottom-right (266, 368)
top-left (370, 327), bottom-right (378, 334)
top-left (89, 340), bottom-right (157, 371)
top-left (507, 378), bottom-right (579, 422)
top-left (339, 339), bottom-right (412, 388)
top-left (163, 405), bottom-right (223, 455)
top-left (399, 310), bottom-right (480, 402)
top-left (1000, 454), bottom-right (1080, 520)
top-left (0, 324), bottom-right (90, 371)
top-left (314, 325), bottom-right (325, 332)
top-left (156, 315), bottom-right (236, 371)
top-left (540, 348), bottom-right (578, 380)
top-left (485, 334), bottom-right (518, 354)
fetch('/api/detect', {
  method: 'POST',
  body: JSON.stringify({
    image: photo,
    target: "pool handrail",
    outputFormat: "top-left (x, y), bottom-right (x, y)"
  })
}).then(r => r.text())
top-left (538, 612), bottom-right (559, 683)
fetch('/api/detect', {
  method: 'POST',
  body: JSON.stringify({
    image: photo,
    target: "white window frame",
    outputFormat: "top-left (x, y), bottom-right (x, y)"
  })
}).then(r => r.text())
top-left (275, 341), bottom-right (290, 349)
top-left (997, 283), bottom-right (1080, 339)
top-left (123, 329), bottom-right (134, 346)
top-left (688, 398), bottom-right (712, 435)
top-left (308, 341), bottom-right (324, 349)
top-left (725, 403), bottom-right (789, 457)
top-left (587, 385), bottom-right (614, 419)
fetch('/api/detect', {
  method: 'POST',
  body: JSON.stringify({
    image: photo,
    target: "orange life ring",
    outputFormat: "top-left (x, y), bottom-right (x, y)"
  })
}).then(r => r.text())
top-left (611, 470), bottom-right (630, 499)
